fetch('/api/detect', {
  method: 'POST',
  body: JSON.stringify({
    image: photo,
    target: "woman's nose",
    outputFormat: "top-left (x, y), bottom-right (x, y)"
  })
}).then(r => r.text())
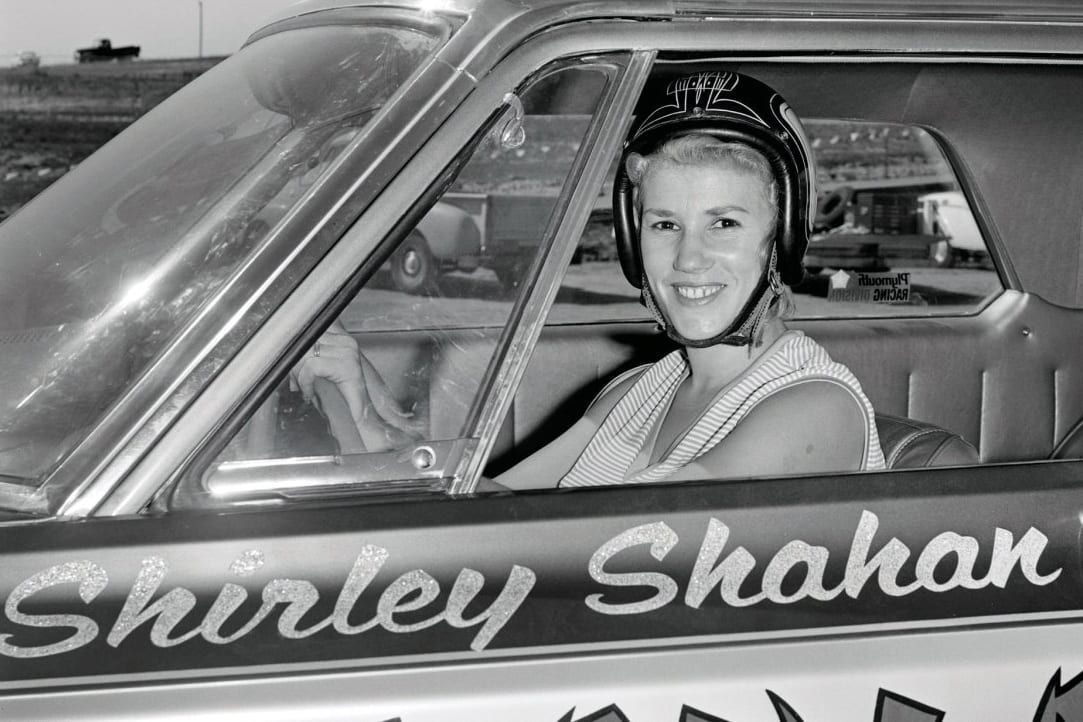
top-left (673, 232), bottom-right (711, 273)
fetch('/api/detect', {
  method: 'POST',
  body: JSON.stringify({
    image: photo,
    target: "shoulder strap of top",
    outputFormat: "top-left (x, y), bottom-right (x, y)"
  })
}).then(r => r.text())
top-left (559, 350), bottom-right (687, 487)
top-left (585, 362), bottom-right (652, 411)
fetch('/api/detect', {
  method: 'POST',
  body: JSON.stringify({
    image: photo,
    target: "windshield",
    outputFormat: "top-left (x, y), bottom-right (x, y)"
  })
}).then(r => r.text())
top-left (0, 17), bottom-right (446, 502)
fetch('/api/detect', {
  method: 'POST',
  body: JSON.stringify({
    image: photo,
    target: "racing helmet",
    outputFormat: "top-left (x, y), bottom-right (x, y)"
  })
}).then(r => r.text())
top-left (613, 71), bottom-right (815, 347)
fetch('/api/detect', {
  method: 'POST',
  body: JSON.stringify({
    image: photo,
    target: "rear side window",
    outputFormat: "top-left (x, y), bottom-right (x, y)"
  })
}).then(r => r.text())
top-left (548, 120), bottom-right (1002, 323)
top-left (798, 120), bottom-right (1000, 318)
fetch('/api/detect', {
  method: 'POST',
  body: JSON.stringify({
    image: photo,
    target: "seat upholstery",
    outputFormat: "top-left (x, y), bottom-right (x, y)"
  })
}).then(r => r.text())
top-left (875, 413), bottom-right (979, 469)
top-left (803, 290), bottom-right (1083, 464)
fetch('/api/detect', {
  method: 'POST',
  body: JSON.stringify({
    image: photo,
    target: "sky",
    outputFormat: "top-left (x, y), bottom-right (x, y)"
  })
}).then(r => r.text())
top-left (1, 0), bottom-right (304, 64)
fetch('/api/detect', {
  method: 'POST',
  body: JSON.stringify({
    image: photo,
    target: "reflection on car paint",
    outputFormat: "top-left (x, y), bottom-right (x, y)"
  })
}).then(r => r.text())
top-left (370, 671), bottom-right (1081, 720)
top-left (556, 688), bottom-right (937, 721)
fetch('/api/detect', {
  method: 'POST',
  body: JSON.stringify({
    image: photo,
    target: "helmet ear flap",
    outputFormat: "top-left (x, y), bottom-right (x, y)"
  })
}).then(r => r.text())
top-left (613, 163), bottom-right (644, 289)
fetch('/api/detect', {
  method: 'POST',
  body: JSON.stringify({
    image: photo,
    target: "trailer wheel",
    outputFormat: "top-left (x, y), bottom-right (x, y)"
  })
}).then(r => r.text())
top-left (814, 185), bottom-right (853, 230)
top-left (391, 233), bottom-right (437, 294)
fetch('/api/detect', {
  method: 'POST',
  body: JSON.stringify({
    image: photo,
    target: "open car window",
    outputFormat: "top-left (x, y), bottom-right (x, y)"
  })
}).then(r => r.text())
top-left (798, 121), bottom-right (1002, 318)
top-left (494, 61), bottom-right (1046, 484)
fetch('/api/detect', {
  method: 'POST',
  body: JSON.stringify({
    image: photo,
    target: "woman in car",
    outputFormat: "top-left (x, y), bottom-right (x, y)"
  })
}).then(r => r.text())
top-left (497, 70), bottom-right (885, 488)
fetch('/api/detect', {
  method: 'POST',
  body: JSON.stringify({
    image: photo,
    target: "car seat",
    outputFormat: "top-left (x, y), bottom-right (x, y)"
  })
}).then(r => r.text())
top-left (875, 413), bottom-right (979, 468)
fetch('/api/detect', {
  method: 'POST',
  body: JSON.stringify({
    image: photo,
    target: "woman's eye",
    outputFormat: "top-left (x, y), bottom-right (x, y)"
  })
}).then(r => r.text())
top-left (650, 220), bottom-right (679, 231)
top-left (711, 217), bottom-right (740, 229)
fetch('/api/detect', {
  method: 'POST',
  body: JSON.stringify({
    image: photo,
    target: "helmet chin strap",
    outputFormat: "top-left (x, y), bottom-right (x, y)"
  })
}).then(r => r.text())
top-left (641, 247), bottom-right (785, 349)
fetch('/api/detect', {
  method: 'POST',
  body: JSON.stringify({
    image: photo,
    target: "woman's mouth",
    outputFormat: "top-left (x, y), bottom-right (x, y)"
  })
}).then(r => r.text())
top-left (672, 283), bottom-right (725, 303)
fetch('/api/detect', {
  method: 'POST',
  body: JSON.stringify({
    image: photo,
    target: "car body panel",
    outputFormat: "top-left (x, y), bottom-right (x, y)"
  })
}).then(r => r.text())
top-left (0, 463), bottom-right (1081, 692)
top-left (1, 0), bottom-right (1083, 718)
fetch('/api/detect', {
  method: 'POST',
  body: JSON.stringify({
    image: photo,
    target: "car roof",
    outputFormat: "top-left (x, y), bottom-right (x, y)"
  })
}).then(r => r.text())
top-left (259, 0), bottom-right (1083, 30)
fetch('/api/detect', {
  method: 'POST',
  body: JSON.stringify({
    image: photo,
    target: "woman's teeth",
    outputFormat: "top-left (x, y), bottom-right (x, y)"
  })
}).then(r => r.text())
top-left (674, 284), bottom-right (724, 300)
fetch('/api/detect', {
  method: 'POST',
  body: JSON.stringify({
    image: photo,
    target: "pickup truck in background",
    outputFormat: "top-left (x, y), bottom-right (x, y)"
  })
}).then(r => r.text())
top-left (75, 39), bottom-right (141, 63)
top-left (807, 178), bottom-right (990, 273)
top-left (250, 113), bottom-right (593, 295)
top-left (918, 189), bottom-right (988, 265)
top-left (391, 191), bottom-right (559, 294)
top-left (249, 164), bottom-right (564, 295)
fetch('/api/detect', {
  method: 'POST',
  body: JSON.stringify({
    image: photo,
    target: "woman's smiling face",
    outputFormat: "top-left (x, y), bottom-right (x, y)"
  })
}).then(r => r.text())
top-left (639, 161), bottom-right (776, 341)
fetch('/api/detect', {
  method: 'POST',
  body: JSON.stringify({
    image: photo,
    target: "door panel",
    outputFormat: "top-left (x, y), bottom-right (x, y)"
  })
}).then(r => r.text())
top-left (1, 461), bottom-right (1081, 719)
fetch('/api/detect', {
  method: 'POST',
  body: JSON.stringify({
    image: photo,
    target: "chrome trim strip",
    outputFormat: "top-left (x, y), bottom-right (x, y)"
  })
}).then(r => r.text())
top-left (204, 439), bottom-right (470, 498)
top-left (4, 605), bottom-right (1082, 693)
top-left (453, 51), bottom-right (655, 494)
top-left (259, 0), bottom-right (1083, 34)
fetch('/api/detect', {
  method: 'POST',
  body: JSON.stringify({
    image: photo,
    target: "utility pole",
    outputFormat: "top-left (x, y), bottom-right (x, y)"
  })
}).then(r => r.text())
top-left (198, 1), bottom-right (204, 58)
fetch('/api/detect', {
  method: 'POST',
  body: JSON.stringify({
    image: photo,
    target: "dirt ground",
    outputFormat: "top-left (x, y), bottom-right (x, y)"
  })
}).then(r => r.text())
top-left (0, 112), bottom-right (128, 217)
top-left (0, 58), bottom-right (220, 220)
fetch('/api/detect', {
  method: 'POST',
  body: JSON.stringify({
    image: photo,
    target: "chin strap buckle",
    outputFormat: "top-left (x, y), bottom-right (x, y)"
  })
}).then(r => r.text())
top-left (768, 266), bottom-right (784, 295)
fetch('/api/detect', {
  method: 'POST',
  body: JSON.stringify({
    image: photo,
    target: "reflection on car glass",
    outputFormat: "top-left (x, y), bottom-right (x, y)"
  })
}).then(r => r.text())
top-left (0, 21), bottom-right (445, 494)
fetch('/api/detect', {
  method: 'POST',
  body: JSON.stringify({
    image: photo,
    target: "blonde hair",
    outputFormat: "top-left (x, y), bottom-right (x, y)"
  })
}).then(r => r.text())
top-left (626, 134), bottom-right (779, 234)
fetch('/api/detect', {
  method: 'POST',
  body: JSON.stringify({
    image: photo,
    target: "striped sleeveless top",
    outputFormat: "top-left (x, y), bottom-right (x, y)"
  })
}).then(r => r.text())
top-left (559, 331), bottom-right (885, 487)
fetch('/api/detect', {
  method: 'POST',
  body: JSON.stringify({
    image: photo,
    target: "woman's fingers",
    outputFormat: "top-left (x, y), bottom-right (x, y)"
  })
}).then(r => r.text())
top-left (290, 328), bottom-right (424, 451)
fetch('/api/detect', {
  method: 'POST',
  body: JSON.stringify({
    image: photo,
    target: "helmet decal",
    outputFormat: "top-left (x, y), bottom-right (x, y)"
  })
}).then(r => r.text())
top-left (637, 72), bottom-right (771, 138)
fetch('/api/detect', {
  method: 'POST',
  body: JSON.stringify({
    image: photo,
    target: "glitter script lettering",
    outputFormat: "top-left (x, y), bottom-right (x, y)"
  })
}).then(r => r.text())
top-left (0, 510), bottom-right (1063, 660)
top-left (587, 510), bottom-right (1061, 614)
top-left (0, 546), bottom-right (536, 659)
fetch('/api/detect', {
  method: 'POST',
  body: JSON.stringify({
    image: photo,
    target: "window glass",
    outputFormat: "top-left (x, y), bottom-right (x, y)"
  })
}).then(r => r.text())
top-left (798, 121), bottom-right (1001, 318)
top-left (547, 120), bottom-right (1001, 324)
top-left (172, 62), bottom-right (618, 509)
top-left (0, 20), bottom-right (446, 497)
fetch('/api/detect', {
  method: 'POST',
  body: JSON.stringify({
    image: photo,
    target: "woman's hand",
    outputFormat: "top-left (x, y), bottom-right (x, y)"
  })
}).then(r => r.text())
top-left (290, 321), bottom-right (424, 453)
top-left (289, 325), bottom-right (366, 417)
